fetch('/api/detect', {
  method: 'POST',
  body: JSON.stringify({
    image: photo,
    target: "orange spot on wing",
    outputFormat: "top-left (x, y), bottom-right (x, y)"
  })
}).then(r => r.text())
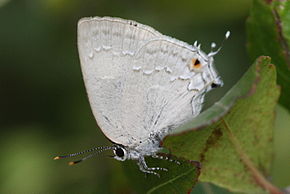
top-left (191, 58), bottom-right (201, 69)
top-left (193, 63), bottom-right (201, 68)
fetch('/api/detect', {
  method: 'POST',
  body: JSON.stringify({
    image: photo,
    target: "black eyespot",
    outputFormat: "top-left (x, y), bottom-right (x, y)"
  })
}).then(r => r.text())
top-left (115, 148), bottom-right (124, 157)
top-left (194, 59), bottom-right (200, 66)
top-left (211, 83), bottom-right (220, 88)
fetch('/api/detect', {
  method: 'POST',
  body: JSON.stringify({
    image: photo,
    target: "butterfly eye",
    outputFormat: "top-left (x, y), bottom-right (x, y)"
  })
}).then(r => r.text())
top-left (115, 147), bottom-right (125, 157)
top-left (113, 146), bottom-right (127, 161)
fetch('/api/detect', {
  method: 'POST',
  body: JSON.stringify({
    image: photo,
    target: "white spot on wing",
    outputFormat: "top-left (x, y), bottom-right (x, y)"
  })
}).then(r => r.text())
top-left (143, 70), bottom-right (154, 75)
top-left (179, 75), bottom-right (191, 80)
top-left (133, 66), bottom-right (141, 71)
top-left (122, 50), bottom-right (135, 56)
top-left (155, 66), bottom-right (164, 71)
top-left (88, 51), bottom-right (94, 59)
top-left (165, 67), bottom-right (172, 73)
top-left (94, 47), bottom-right (101, 52)
top-left (102, 45), bottom-right (112, 50)
top-left (170, 77), bottom-right (177, 82)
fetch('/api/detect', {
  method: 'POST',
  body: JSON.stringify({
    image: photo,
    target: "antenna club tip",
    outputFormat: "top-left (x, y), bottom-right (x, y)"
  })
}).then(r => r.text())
top-left (225, 31), bottom-right (231, 39)
top-left (53, 156), bottom-right (61, 160)
top-left (68, 161), bottom-right (75, 166)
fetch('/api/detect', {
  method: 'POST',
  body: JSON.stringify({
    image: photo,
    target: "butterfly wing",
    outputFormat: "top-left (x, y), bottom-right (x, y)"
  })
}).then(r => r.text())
top-left (78, 17), bottom-right (210, 147)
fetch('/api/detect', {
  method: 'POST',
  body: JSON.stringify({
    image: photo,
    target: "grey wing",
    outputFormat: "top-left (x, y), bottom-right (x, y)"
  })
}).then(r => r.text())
top-left (78, 16), bottom-right (162, 80)
top-left (78, 17), bottom-right (206, 147)
top-left (123, 39), bottom-right (207, 145)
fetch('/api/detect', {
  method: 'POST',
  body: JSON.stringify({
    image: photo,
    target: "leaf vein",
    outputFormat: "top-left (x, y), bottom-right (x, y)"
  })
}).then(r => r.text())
top-left (147, 167), bottom-right (195, 194)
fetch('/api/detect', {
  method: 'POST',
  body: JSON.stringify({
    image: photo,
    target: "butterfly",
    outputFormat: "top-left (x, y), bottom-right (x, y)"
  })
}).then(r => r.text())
top-left (54, 16), bottom-right (229, 176)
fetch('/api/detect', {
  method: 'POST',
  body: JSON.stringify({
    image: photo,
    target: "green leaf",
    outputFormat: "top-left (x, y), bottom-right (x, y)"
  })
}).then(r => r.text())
top-left (191, 182), bottom-right (232, 194)
top-left (163, 56), bottom-right (280, 193)
top-left (122, 155), bottom-right (201, 194)
top-left (246, 0), bottom-right (290, 112)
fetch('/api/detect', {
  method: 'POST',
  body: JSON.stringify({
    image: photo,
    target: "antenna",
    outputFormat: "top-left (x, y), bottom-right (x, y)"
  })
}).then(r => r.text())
top-left (68, 149), bottom-right (108, 165)
top-left (53, 146), bottom-right (115, 165)
top-left (208, 31), bottom-right (231, 57)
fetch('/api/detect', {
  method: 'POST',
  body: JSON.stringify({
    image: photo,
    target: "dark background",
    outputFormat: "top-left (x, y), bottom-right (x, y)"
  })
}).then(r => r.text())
top-left (1, 0), bottom-right (289, 193)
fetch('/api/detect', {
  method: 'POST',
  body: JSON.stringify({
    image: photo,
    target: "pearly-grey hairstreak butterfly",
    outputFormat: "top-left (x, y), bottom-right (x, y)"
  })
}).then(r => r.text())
top-left (54, 16), bottom-right (229, 176)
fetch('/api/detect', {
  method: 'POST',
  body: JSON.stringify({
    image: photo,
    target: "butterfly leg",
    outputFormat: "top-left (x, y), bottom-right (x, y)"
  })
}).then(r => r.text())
top-left (137, 156), bottom-right (168, 177)
top-left (151, 154), bottom-right (181, 165)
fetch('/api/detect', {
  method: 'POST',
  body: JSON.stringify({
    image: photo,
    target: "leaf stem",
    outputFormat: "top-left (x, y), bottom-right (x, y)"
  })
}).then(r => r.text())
top-left (221, 118), bottom-right (282, 194)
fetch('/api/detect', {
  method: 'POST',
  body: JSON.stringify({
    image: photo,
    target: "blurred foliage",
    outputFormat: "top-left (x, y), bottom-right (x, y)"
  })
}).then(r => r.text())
top-left (0, 0), bottom-right (9, 7)
top-left (247, 0), bottom-right (290, 112)
top-left (272, 105), bottom-right (290, 188)
top-left (0, 0), bottom-right (289, 193)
